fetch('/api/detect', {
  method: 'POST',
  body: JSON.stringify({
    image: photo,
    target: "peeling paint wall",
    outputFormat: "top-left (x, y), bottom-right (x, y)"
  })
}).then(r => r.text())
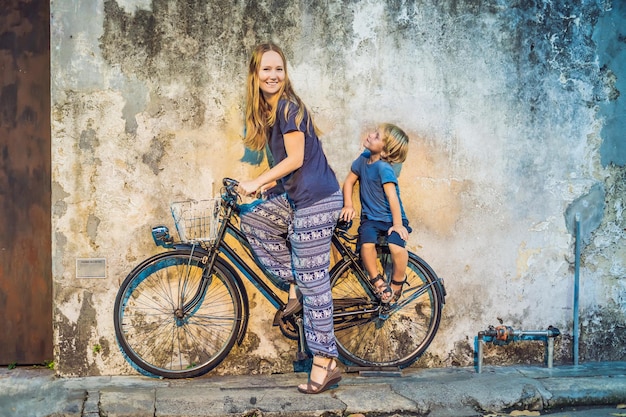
top-left (51, 0), bottom-right (626, 376)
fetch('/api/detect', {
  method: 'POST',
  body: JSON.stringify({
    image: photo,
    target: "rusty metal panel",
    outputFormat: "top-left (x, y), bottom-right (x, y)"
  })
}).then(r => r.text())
top-left (0, 0), bottom-right (52, 365)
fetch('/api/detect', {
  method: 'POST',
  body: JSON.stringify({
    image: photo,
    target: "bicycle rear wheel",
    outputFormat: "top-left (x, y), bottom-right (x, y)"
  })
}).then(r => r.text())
top-left (331, 248), bottom-right (443, 368)
top-left (114, 249), bottom-right (243, 378)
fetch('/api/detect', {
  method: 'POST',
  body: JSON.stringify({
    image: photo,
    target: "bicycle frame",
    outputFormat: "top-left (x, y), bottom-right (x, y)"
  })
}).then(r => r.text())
top-left (152, 177), bottom-right (446, 340)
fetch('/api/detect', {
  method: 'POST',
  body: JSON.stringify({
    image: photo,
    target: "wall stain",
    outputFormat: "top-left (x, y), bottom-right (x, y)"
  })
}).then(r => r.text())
top-left (51, 181), bottom-right (69, 218)
top-left (100, 0), bottom-right (304, 84)
top-left (79, 127), bottom-right (99, 151)
top-left (55, 291), bottom-right (101, 376)
top-left (578, 305), bottom-right (626, 362)
top-left (145, 90), bottom-right (205, 130)
top-left (142, 133), bottom-right (171, 175)
top-left (86, 213), bottom-right (101, 250)
top-left (217, 330), bottom-right (294, 376)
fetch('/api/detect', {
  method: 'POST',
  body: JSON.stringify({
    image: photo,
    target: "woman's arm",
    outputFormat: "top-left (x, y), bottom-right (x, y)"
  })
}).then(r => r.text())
top-left (239, 130), bottom-right (304, 195)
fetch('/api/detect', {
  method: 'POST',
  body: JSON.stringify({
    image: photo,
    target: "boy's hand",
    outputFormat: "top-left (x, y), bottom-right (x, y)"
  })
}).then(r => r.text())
top-left (340, 206), bottom-right (356, 221)
top-left (388, 225), bottom-right (409, 241)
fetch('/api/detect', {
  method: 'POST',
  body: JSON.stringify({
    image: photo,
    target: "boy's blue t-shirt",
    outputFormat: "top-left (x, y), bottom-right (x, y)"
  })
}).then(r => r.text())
top-left (351, 150), bottom-right (407, 222)
top-left (268, 99), bottom-right (339, 209)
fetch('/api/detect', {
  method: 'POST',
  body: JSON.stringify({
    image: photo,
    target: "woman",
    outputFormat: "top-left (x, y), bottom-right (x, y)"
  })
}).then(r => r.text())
top-left (237, 42), bottom-right (343, 394)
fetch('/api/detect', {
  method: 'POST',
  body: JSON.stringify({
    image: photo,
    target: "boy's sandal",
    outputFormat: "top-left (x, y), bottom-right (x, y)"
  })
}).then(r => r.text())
top-left (391, 276), bottom-right (409, 303)
top-left (369, 274), bottom-right (392, 304)
top-left (297, 360), bottom-right (342, 394)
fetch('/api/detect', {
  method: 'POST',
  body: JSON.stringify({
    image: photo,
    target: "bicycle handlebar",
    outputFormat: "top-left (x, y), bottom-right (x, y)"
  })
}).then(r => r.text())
top-left (223, 177), bottom-right (239, 189)
top-left (220, 178), bottom-right (241, 206)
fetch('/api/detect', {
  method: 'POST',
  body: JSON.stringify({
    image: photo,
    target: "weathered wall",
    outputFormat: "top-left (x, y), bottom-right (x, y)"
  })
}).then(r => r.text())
top-left (50, 0), bottom-right (625, 376)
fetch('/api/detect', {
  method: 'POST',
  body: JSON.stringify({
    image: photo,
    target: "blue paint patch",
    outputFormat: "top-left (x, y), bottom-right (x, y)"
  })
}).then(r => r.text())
top-left (564, 183), bottom-right (605, 245)
top-left (240, 146), bottom-right (264, 166)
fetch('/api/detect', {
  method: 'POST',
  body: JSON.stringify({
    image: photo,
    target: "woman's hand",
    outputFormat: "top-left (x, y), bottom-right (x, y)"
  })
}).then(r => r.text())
top-left (238, 179), bottom-right (279, 198)
top-left (238, 180), bottom-right (261, 196)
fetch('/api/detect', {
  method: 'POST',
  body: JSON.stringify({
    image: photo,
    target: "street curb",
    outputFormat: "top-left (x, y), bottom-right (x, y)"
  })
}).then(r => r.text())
top-left (1, 362), bottom-right (625, 417)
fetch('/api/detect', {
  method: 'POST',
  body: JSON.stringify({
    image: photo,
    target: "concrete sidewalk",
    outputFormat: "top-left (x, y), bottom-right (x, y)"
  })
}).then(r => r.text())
top-left (1, 362), bottom-right (625, 417)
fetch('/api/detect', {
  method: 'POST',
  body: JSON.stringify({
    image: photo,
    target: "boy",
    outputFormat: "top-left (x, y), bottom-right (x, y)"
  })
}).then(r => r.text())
top-left (340, 123), bottom-right (411, 303)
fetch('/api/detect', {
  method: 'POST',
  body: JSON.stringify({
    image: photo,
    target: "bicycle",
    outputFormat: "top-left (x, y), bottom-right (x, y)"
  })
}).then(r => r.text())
top-left (113, 178), bottom-right (446, 378)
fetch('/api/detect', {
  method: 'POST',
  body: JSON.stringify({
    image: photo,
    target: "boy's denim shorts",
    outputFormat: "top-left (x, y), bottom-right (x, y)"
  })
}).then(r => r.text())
top-left (358, 218), bottom-right (412, 248)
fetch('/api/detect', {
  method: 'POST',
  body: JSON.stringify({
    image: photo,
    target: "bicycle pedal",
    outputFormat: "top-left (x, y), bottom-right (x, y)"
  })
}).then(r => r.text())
top-left (272, 310), bottom-right (283, 326)
top-left (272, 309), bottom-right (299, 326)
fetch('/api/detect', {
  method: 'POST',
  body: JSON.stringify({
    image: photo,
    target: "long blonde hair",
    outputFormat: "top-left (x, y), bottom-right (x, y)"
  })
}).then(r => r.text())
top-left (244, 43), bottom-right (318, 151)
top-left (380, 123), bottom-right (409, 164)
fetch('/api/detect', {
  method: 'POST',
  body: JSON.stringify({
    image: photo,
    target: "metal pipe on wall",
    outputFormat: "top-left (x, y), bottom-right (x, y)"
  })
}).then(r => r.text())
top-left (573, 213), bottom-right (581, 366)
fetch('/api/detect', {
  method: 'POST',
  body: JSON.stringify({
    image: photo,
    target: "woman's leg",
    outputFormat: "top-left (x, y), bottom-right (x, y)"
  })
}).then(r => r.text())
top-left (297, 354), bottom-right (341, 394)
top-left (240, 194), bottom-right (294, 288)
top-left (290, 191), bottom-right (343, 358)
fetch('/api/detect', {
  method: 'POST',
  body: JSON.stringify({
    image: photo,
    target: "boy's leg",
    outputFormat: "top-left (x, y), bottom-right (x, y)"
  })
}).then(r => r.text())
top-left (358, 219), bottom-right (383, 279)
top-left (240, 194), bottom-right (294, 287)
top-left (388, 243), bottom-right (409, 297)
top-left (363, 242), bottom-right (393, 303)
top-left (358, 220), bottom-right (393, 302)
top-left (360, 243), bottom-right (379, 279)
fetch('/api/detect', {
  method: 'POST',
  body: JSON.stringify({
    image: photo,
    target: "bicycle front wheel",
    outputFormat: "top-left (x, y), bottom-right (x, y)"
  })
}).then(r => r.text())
top-left (331, 250), bottom-right (443, 368)
top-left (114, 249), bottom-right (243, 378)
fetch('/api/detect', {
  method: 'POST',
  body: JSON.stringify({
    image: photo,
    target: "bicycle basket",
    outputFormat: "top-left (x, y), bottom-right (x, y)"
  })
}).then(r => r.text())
top-left (170, 199), bottom-right (220, 243)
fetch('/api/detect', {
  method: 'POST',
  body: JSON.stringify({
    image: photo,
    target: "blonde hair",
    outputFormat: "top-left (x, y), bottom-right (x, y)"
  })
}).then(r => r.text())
top-left (380, 123), bottom-right (409, 164)
top-left (244, 42), bottom-right (318, 151)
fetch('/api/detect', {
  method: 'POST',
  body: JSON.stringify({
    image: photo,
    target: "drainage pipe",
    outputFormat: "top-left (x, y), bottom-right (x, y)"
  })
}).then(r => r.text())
top-left (573, 213), bottom-right (581, 366)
